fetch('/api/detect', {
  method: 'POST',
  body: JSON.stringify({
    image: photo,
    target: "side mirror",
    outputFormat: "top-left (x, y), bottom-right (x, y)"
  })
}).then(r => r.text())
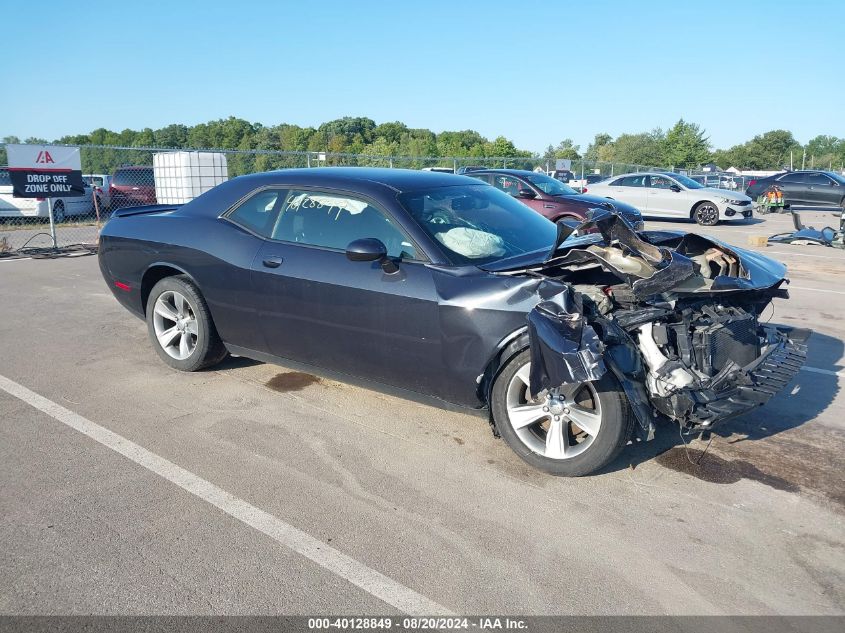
top-left (346, 238), bottom-right (387, 262)
top-left (517, 188), bottom-right (537, 199)
top-left (669, 184), bottom-right (681, 192)
top-left (345, 238), bottom-right (398, 273)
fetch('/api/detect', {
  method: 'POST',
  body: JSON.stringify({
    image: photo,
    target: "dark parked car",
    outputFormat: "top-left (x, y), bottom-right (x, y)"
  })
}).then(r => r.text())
top-left (99, 168), bottom-right (807, 476)
top-left (466, 169), bottom-right (643, 229)
top-left (110, 166), bottom-right (157, 209)
top-left (745, 170), bottom-right (845, 208)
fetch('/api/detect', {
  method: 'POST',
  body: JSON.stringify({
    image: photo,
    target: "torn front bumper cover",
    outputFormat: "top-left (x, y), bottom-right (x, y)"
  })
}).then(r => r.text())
top-left (527, 288), bottom-right (607, 397)
top-left (652, 326), bottom-right (810, 428)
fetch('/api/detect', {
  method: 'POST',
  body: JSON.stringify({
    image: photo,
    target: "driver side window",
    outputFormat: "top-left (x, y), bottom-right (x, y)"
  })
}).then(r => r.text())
top-left (493, 175), bottom-right (524, 196)
top-left (650, 175), bottom-right (674, 189)
top-left (271, 190), bottom-right (419, 260)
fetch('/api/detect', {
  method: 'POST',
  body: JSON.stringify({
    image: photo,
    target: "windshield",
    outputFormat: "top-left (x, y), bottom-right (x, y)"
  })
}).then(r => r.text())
top-left (113, 168), bottom-right (152, 186)
top-left (398, 184), bottom-right (557, 266)
top-left (669, 173), bottom-right (705, 189)
top-left (524, 173), bottom-right (579, 196)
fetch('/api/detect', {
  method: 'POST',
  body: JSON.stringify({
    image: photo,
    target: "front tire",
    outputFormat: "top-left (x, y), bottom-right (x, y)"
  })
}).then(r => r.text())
top-left (491, 350), bottom-right (633, 476)
top-left (145, 275), bottom-right (227, 372)
top-left (693, 201), bottom-right (720, 226)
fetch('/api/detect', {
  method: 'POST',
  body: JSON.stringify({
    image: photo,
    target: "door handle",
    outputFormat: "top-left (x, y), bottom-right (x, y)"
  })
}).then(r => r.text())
top-left (262, 257), bottom-right (284, 268)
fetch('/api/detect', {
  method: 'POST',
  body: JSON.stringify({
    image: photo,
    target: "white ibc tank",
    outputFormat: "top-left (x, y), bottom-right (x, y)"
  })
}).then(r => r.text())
top-left (153, 151), bottom-right (228, 204)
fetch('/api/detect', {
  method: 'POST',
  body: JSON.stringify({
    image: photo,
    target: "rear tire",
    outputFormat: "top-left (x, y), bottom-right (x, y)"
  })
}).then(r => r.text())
top-left (693, 201), bottom-right (719, 226)
top-left (491, 350), bottom-right (633, 476)
top-left (145, 275), bottom-right (227, 372)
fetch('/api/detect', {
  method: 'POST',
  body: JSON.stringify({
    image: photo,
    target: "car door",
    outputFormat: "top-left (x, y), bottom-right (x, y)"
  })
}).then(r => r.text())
top-left (776, 172), bottom-right (807, 204)
top-left (66, 186), bottom-right (93, 216)
top-left (645, 174), bottom-right (687, 217)
top-left (605, 175), bottom-right (648, 213)
top-left (491, 174), bottom-right (545, 213)
top-left (804, 172), bottom-right (841, 206)
top-left (249, 187), bottom-right (444, 395)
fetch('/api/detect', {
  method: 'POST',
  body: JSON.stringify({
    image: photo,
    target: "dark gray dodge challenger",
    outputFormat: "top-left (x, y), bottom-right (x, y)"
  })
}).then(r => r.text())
top-left (99, 168), bottom-right (808, 476)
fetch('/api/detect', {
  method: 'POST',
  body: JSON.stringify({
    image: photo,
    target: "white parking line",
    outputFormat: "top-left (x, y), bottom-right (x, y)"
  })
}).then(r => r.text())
top-left (0, 373), bottom-right (451, 616)
top-left (802, 366), bottom-right (845, 378)
top-left (790, 285), bottom-right (845, 296)
top-left (0, 257), bottom-right (32, 263)
top-left (767, 251), bottom-right (839, 259)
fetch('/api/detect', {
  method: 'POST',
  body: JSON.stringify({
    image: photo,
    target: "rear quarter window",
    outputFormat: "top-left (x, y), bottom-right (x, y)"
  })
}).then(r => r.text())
top-left (0, 169), bottom-right (11, 186)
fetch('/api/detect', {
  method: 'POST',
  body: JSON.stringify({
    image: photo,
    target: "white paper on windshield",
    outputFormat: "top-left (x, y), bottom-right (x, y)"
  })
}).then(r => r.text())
top-left (286, 193), bottom-right (368, 219)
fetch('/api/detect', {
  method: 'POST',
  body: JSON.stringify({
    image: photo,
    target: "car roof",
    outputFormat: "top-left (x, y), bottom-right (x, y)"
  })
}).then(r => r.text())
top-left (467, 168), bottom-right (542, 177)
top-left (606, 172), bottom-right (672, 178)
top-left (226, 167), bottom-right (483, 193)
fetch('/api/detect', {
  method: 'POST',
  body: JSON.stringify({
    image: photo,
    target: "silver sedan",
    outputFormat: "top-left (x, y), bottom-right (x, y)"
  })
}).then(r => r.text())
top-left (587, 172), bottom-right (753, 226)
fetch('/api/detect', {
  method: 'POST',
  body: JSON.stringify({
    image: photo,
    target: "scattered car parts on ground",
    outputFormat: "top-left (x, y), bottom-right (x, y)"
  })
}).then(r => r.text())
top-left (768, 208), bottom-right (845, 248)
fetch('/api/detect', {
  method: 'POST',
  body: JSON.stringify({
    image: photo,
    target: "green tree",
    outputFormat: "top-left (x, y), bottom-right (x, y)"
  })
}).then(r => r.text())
top-left (712, 130), bottom-right (802, 170)
top-left (663, 119), bottom-right (710, 168)
top-left (153, 124), bottom-right (189, 148)
top-left (552, 139), bottom-right (581, 160)
top-left (600, 129), bottom-right (666, 167)
top-left (584, 133), bottom-right (612, 161)
top-left (805, 135), bottom-right (843, 169)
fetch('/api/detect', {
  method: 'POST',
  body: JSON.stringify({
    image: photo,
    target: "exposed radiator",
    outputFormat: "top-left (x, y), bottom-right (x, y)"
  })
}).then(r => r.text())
top-left (692, 315), bottom-right (760, 375)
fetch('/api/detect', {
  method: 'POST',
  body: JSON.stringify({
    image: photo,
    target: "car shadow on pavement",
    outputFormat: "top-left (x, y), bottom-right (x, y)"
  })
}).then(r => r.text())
top-left (599, 329), bottom-right (843, 475)
top-left (216, 355), bottom-right (262, 370)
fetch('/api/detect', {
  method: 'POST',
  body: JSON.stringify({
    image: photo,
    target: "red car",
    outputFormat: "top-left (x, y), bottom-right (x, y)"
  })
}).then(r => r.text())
top-left (468, 169), bottom-right (644, 230)
top-left (109, 166), bottom-right (157, 209)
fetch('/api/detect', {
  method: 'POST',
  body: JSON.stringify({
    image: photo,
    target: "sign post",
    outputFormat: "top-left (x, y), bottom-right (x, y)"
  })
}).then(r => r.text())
top-left (47, 199), bottom-right (56, 249)
top-left (6, 144), bottom-right (84, 249)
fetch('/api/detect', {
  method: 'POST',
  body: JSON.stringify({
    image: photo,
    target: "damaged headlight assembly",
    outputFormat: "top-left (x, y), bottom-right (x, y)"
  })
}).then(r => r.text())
top-left (488, 209), bottom-right (809, 476)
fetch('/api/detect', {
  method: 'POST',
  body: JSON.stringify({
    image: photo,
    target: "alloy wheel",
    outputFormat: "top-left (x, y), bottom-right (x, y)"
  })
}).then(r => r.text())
top-left (696, 203), bottom-right (719, 225)
top-left (152, 290), bottom-right (198, 360)
top-left (505, 362), bottom-right (603, 459)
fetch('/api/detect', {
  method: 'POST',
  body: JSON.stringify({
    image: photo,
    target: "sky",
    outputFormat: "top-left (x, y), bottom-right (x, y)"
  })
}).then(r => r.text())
top-left (3, 0), bottom-right (844, 153)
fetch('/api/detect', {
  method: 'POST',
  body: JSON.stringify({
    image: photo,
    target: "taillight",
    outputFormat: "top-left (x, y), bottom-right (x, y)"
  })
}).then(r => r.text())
top-left (582, 188), bottom-right (588, 193)
top-left (36, 197), bottom-right (45, 202)
top-left (748, 180), bottom-right (757, 187)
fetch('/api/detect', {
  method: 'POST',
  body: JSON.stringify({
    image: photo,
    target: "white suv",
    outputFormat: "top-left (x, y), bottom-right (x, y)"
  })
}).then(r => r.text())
top-left (0, 167), bottom-right (94, 221)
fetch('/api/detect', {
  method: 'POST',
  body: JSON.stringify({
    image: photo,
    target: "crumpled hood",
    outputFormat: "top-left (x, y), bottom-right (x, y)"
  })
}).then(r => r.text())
top-left (481, 211), bottom-right (788, 298)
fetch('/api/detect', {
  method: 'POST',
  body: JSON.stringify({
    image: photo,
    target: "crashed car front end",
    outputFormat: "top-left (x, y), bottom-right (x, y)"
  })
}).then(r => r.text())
top-left (490, 210), bottom-right (809, 439)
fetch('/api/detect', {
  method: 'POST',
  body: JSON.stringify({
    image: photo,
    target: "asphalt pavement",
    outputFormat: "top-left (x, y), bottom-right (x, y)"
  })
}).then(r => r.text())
top-left (0, 212), bottom-right (843, 615)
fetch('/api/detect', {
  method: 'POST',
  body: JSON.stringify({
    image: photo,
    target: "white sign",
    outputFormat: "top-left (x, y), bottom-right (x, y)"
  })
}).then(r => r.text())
top-left (555, 159), bottom-right (572, 171)
top-left (7, 144), bottom-right (82, 171)
top-left (6, 144), bottom-right (85, 198)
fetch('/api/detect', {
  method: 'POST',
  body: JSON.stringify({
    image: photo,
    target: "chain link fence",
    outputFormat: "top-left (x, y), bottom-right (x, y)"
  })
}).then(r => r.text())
top-left (0, 143), bottom-right (742, 256)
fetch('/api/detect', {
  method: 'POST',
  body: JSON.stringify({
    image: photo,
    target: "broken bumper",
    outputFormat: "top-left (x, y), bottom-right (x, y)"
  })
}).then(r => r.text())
top-left (674, 326), bottom-right (810, 427)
